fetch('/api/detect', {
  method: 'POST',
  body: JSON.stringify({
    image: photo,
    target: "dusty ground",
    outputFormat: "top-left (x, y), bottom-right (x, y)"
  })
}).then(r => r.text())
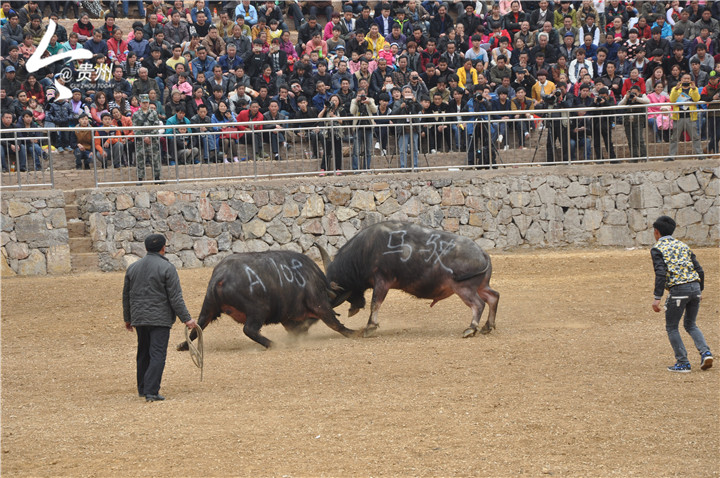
top-left (1, 248), bottom-right (718, 477)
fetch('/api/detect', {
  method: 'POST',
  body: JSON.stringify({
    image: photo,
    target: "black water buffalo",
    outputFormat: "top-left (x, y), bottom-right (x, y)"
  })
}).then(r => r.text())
top-left (177, 251), bottom-right (356, 350)
top-left (319, 221), bottom-right (499, 338)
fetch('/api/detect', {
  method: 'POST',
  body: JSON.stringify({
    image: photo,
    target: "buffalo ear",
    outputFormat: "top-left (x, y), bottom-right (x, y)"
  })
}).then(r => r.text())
top-left (316, 243), bottom-right (332, 271)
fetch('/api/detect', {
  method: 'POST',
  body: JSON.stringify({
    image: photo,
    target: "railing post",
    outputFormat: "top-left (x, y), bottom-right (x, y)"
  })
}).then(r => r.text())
top-left (47, 129), bottom-right (55, 188)
top-left (91, 128), bottom-right (98, 188)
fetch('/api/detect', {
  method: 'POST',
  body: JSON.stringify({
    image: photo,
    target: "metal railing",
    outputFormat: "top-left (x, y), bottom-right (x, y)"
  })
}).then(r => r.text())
top-left (1, 100), bottom-right (717, 190)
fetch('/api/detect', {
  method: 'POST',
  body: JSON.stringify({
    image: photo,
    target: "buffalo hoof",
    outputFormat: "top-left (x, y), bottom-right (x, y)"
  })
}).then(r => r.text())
top-left (176, 341), bottom-right (189, 351)
top-left (348, 307), bottom-right (360, 317)
top-left (462, 327), bottom-right (478, 338)
top-left (480, 324), bottom-right (493, 335)
top-left (362, 325), bottom-right (378, 338)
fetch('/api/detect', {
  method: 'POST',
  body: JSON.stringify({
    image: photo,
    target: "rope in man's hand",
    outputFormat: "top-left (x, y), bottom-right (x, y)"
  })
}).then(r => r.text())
top-left (185, 326), bottom-right (204, 382)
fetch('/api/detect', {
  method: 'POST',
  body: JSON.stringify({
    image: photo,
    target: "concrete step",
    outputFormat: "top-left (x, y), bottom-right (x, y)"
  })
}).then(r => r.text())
top-left (65, 204), bottom-right (80, 220)
top-left (67, 219), bottom-right (86, 238)
top-left (69, 237), bottom-right (93, 253)
top-left (71, 253), bottom-right (99, 272)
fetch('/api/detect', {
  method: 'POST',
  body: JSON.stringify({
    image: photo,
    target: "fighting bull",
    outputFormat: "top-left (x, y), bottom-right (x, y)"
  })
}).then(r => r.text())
top-left (177, 251), bottom-right (356, 350)
top-left (319, 221), bottom-right (499, 338)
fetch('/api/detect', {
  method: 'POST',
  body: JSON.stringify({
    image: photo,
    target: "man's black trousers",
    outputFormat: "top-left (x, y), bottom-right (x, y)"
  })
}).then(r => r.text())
top-left (136, 326), bottom-right (170, 396)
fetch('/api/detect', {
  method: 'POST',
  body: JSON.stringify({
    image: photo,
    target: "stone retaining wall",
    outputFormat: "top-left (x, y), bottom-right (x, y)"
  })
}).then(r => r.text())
top-left (1, 190), bottom-right (71, 276)
top-left (75, 162), bottom-right (719, 272)
top-left (2, 162), bottom-right (718, 275)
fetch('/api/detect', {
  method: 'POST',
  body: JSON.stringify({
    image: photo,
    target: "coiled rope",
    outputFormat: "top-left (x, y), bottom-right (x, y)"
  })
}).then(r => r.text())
top-left (185, 326), bottom-right (204, 382)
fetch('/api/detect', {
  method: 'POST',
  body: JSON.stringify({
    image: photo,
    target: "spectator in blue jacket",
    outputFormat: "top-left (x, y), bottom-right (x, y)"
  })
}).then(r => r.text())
top-left (190, 46), bottom-right (217, 80)
top-left (84, 29), bottom-right (108, 57)
top-left (217, 43), bottom-right (243, 74)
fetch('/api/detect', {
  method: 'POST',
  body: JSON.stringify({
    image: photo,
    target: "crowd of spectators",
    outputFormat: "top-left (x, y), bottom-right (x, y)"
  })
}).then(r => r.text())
top-left (1, 0), bottom-right (720, 175)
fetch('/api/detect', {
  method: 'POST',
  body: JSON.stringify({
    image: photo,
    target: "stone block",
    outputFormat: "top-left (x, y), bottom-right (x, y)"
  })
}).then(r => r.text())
top-left (676, 174), bottom-right (700, 193)
top-left (15, 214), bottom-right (68, 247)
top-left (322, 213), bottom-right (342, 236)
top-left (301, 218), bottom-right (324, 235)
top-left (46, 245), bottom-right (72, 275)
top-left (301, 194), bottom-right (325, 218)
top-left (193, 237), bottom-right (218, 260)
top-left (6, 241), bottom-right (29, 260)
top-left (676, 207), bottom-right (702, 225)
top-left (2, 255), bottom-right (16, 277)
top-left (597, 225), bottom-right (632, 246)
top-left (198, 198), bottom-right (215, 221)
top-left (166, 214), bottom-right (189, 233)
top-left (419, 206), bottom-right (444, 228)
top-left (566, 182), bottom-right (588, 198)
top-left (216, 202), bottom-right (238, 222)
top-left (525, 221), bottom-right (545, 244)
top-left (178, 250), bottom-right (203, 268)
top-left (682, 224), bottom-right (709, 244)
top-left (704, 206), bottom-right (720, 226)
top-left (282, 201), bottom-right (300, 218)
top-left (267, 222), bottom-right (292, 243)
top-left (441, 187), bottom-right (464, 206)
top-left (116, 193), bottom-right (133, 210)
top-left (627, 209), bottom-right (646, 232)
top-left (629, 183), bottom-right (663, 209)
top-left (114, 210), bottom-right (137, 229)
top-left (231, 240), bottom-right (248, 253)
top-left (347, 191), bottom-right (375, 211)
top-left (156, 190), bottom-right (176, 206)
top-left (204, 221), bottom-right (223, 238)
top-left (258, 204), bottom-right (282, 221)
top-left (326, 186), bottom-right (352, 206)
top-left (128, 207), bottom-right (151, 220)
top-left (217, 232), bottom-right (232, 251)
top-left (513, 215), bottom-right (532, 237)
top-left (246, 239), bottom-right (270, 252)
top-left (419, 188), bottom-right (442, 205)
top-left (442, 217), bottom-right (459, 232)
top-left (135, 191), bottom-right (150, 209)
top-left (167, 232), bottom-right (194, 252)
top-left (188, 222), bottom-right (205, 236)
top-left (582, 209), bottom-right (604, 231)
top-left (374, 189), bottom-right (392, 204)
top-left (335, 206), bottom-right (357, 221)
top-left (243, 219), bottom-right (267, 239)
top-left (48, 209), bottom-right (67, 229)
top-left (1, 214), bottom-right (13, 232)
top-left (8, 200), bottom-right (32, 217)
top-left (536, 183), bottom-right (557, 205)
top-left (17, 249), bottom-right (46, 275)
top-left (605, 210), bottom-right (627, 226)
top-left (377, 198), bottom-right (401, 216)
top-left (253, 190), bottom-right (270, 206)
top-left (401, 197), bottom-right (422, 217)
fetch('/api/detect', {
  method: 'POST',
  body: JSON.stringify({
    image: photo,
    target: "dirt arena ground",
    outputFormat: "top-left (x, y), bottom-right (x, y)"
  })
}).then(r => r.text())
top-left (1, 247), bottom-right (718, 477)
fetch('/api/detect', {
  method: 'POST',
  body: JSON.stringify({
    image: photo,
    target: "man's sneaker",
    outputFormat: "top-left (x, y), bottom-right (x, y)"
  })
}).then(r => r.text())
top-left (667, 362), bottom-right (691, 373)
top-left (374, 141), bottom-right (380, 150)
top-left (430, 148), bottom-right (437, 154)
top-left (700, 351), bottom-right (713, 370)
top-left (497, 134), bottom-right (503, 145)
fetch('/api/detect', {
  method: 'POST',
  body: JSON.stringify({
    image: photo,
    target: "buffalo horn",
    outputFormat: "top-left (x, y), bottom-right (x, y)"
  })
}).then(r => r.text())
top-left (316, 243), bottom-right (332, 271)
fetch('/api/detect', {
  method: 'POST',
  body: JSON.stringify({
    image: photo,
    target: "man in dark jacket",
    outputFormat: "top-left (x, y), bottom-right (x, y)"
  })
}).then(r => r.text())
top-left (123, 233), bottom-right (197, 402)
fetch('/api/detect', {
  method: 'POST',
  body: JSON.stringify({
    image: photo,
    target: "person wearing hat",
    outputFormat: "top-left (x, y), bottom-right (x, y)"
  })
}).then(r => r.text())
top-left (2, 65), bottom-right (21, 98)
top-left (132, 94), bottom-right (162, 182)
top-left (123, 233), bottom-right (197, 402)
top-left (701, 70), bottom-right (720, 155)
